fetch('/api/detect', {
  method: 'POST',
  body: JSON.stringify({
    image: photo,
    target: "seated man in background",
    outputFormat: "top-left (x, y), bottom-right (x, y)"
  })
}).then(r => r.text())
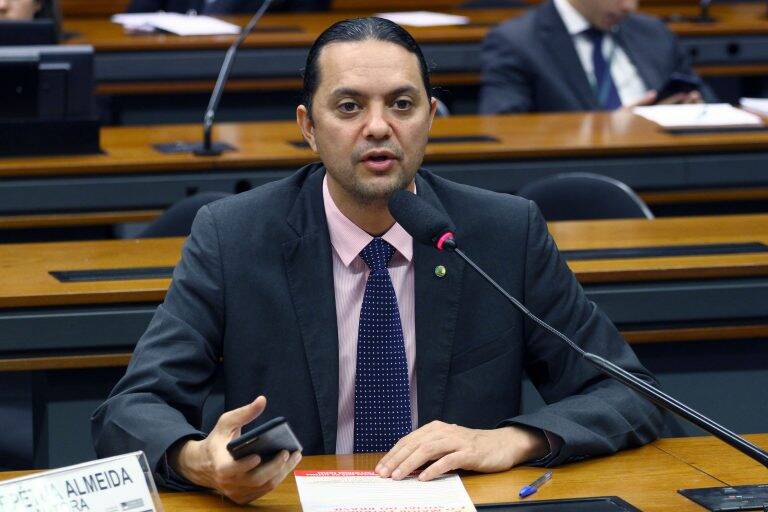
top-left (93, 16), bottom-right (663, 505)
top-left (0, 0), bottom-right (53, 20)
top-left (480, 0), bottom-right (708, 113)
top-left (126, 0), bottom-right (328, 14)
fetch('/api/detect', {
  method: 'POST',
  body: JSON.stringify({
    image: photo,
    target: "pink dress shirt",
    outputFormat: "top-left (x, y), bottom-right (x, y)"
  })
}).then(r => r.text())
top-left (322, 176), bottom-right (418, 454)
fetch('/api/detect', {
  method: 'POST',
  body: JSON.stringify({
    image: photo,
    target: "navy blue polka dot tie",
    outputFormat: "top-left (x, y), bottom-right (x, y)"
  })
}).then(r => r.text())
top-left (353, 237), bottom-right (412, 453)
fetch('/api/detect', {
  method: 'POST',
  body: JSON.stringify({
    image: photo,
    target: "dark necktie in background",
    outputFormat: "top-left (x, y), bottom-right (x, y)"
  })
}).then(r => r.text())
top-left (353, 238), bottom-right (413, 453)
top-left (583, 27), bottom-right (622, 110)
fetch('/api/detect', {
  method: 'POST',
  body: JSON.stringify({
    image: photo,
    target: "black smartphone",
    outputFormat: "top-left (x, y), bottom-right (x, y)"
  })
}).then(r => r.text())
top-left (226, 416), bottom-right (303, 461)
top-left (656, 73), bottom-right (701, 103)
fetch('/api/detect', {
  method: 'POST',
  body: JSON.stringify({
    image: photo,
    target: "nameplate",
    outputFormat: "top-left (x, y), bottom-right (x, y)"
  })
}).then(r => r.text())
top-left (0, 451), bottom-right (162, 512)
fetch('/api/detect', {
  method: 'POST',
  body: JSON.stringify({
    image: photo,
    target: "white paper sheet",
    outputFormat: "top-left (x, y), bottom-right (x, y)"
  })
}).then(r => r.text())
top-left (740, 97), bottom-right (768, 116)
top-left (376, 11), bottom-right (469, 27)
top-left (111, 12), bottom-right (240, 36)
top-left (633, 103), bottom-right (763, 129)
top-left (294, 470), bottom-right (476, 512)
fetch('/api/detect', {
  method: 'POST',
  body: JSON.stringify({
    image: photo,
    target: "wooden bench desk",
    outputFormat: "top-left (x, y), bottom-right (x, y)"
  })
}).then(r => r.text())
top-left (2, 435), bottom-right (766, 511)
top-left (1, 213), bottom-right (767, 372)
top-left (2, 112), bottom-right (768, 224)
top-left (58, 3), bottom-right (768, 97)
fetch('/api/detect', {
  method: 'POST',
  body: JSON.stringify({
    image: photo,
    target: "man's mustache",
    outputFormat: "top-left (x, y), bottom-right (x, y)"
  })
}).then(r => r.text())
top-left (352, 144), bottom-right (404, 162)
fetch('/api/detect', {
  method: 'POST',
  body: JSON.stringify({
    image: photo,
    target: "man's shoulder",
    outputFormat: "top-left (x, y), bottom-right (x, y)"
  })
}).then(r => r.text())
top-left (623, 11), bottom-right (673, 38)
top-left (486, 6), bottom-right (541, 44)
top-left (198, 163), bottom-right (323, 245)
top-left (420, 169), bottom-right (531, 223)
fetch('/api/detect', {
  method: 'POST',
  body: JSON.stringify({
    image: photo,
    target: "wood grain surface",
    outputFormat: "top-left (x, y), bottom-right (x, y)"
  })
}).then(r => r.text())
top-left (1, 214), bottom-right (768, 309)
top-left (0, 438), bottom-right (736, 511)
top-left (3, 112), bottom-right (768, 179)
top-left (61, 4), bottom-right (768, 52)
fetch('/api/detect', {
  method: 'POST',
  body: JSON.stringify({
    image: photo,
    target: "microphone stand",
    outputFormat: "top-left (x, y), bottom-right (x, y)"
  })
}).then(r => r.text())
top-left (440, 237), bottom-right (768, 468)
top-left (193, 0), bottom-right (274, 156)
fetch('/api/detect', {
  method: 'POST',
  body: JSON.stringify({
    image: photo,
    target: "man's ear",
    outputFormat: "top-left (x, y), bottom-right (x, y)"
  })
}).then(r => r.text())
top-left (296, 104), bottom-right (318, 153)
top-left (428, 97), bottom-right (438, 129)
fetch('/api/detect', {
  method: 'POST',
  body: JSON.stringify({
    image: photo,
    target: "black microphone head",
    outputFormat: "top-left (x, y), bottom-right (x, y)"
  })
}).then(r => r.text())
top-left (388, 189), bottom-right (455, 249)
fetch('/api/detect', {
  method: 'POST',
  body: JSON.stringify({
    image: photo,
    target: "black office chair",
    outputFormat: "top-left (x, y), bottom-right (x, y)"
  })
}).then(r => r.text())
top-left (516, 173), bottom-right (654, 222)
top-left (138, 191), bottom-right (231, 238)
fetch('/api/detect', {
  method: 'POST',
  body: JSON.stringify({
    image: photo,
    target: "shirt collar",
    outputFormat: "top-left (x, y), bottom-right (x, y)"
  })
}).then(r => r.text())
top-left (553, 0), bottom-right (591, 36)
top-left (322, 174), bottom-right (414, 268)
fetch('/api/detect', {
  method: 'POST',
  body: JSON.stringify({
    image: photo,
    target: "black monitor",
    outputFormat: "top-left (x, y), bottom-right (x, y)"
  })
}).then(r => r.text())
top-left (0, 45), bottom-right (99, 156)
top-left (0, 20), bottom-right (58, 47)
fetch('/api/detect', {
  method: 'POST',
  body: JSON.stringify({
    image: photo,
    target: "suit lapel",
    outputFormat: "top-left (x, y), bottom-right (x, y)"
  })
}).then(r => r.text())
top-left (283, 167), bottom-right (339, 453)
top-left (413, 175), bottom-right (465, 426)
top-left (538, 1), bottom-right (598, 110)
top-left (614, 22), bottom-right (664, 91)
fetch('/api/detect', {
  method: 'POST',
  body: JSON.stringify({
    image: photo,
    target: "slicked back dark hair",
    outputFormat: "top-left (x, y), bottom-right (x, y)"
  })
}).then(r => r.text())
top-left (301, 17), bottom-right (432, 119)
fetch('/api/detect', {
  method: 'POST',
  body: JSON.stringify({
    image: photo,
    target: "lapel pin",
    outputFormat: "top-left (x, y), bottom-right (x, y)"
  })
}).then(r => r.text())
top-left (434, 265), bottom-right (447, 278)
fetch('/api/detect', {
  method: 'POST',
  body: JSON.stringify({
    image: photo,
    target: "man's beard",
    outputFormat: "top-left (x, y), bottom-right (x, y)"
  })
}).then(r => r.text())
top-left (344, 168), bottom-right (414, 205)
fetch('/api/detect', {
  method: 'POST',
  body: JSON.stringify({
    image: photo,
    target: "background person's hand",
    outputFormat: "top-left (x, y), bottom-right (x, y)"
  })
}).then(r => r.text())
top-left (169, 396), bottom-right (302, 504)
top-left (375, 421), bottom-right (548, 482)
top-left (622, 90), bottom-right (703, 111)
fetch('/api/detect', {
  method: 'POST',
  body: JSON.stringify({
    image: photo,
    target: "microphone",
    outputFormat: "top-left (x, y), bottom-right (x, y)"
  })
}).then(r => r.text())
top-left (187, 0), bottom-right (274, 156)
top-left (388, 189), bottom-right (768, 468)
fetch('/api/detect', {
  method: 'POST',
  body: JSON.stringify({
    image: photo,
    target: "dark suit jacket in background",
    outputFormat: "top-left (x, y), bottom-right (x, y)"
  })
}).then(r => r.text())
top-left (126, 0), bottom-right (328, 13)
top-left (479, 0), bottom-right (712, 113)
top-left (92, 164), bottom-right (663, 488)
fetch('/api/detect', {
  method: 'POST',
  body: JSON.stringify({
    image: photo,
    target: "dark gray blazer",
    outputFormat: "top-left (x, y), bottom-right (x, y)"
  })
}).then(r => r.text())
top-left (92, 164), bottom-right (662, 487)
top-left (479, 0), bottom-right (709, 113)
top-left (126, 0), bottom-right (328, 13)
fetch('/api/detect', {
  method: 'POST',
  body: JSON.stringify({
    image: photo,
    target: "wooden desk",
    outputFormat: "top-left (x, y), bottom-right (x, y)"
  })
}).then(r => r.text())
top-left (1, 213), bottom-right (768, 372)
top-left (657, 433), bottom-right (768, 486)
top-left (2, 112), bottom-right (768, 219)
top-left (0, 436), bottom-right (760, 511)
top-left (59, 3), bottom-right (768, 95)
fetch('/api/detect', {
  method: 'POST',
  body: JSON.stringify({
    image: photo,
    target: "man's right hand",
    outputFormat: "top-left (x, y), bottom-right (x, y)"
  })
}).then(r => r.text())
top-left (168, 396), bottom-right (302, 504)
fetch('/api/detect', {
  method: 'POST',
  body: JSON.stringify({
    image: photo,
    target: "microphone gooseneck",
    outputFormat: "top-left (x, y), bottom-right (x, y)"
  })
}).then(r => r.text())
top-left (388, 189), bottom-right (768, 468)
top-left (194, 0), bottom-right (274, 156)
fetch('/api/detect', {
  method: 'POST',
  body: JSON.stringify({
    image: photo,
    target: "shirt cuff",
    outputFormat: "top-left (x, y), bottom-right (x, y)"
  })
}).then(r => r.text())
top-left (528, 430), bottom-right (563, 466)
top-left (155, 435), bottom-right (207, 492)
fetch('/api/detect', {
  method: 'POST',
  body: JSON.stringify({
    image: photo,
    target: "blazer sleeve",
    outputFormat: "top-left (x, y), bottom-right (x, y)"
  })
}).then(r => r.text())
top-left (91, 205), bottom-right (225, 488)
top-left (503, 202), bottom-right (664, 465)
top-left (479, 26), bottom-right (535, 114)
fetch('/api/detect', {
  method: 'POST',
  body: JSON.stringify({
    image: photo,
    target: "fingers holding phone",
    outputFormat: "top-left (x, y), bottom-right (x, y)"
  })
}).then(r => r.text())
top-left (169, 396), bottom-right (303, 504)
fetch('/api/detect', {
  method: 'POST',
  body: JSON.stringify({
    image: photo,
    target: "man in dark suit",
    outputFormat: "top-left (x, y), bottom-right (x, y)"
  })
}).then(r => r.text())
top-left (126, 0), bottom-right (328, 14)
top-left (480, 0), bottom-right (706, 113)
top-left (92, 17), bottom-right (662, 504)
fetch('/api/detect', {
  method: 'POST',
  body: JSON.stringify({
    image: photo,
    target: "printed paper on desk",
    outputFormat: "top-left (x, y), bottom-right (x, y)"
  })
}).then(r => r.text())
top-left (376, 11), bottom-right (469, 27)
top-left (633, 104), bottom-right (763, 129)
top-left (112, 12), bottom-right (240, 35)
top-left (740, 97), bottom-right (768, 117)
top-left (295, 470), bottom-right (476, 512)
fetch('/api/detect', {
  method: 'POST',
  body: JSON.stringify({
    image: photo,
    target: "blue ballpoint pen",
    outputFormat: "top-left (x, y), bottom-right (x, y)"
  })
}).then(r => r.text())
top-left (518, 471), bottom-right (553, 498)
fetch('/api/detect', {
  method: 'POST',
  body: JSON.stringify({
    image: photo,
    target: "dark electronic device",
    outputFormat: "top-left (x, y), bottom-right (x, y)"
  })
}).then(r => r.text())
top-left (679, 484), bottom-right (768, 512)
top-left (226, 416), bottom-right (303, 461)
top-left (0, 20), bottom-right (58, 46)
top-left (0, 45), bottom-right (99, 157)
top-left (655, 73), bottom-right (701, 103)
top-left (387, 189), bottom-right (768, 473)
